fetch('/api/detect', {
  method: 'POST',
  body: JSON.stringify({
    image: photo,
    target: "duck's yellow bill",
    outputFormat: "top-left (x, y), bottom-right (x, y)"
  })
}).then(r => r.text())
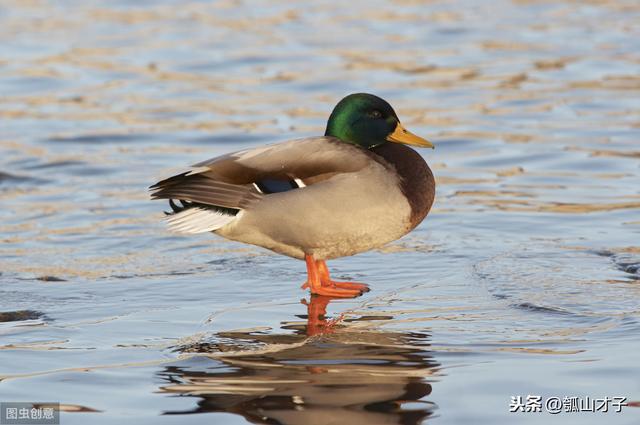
top-left (386, 123), bottom-right (434, 149)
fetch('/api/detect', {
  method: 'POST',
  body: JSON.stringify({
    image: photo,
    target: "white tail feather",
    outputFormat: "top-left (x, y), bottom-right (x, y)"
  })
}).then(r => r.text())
top-left (165, 207), bottom-right (237, 234)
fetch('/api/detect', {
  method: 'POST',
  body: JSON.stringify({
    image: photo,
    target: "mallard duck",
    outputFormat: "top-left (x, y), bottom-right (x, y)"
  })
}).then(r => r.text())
top-left (150, 93), bottom-right (435, 298)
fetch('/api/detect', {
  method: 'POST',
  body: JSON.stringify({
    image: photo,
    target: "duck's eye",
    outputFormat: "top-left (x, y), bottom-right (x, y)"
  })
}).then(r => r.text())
top-left (370, 110), bottom-right (382, 119)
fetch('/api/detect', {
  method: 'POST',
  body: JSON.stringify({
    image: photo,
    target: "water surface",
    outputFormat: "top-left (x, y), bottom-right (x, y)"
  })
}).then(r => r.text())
top-left (1, 1), bottom-right (639, 424)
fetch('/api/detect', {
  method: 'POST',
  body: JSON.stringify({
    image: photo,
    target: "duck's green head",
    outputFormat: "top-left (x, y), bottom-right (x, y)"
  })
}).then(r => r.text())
top-left (325, 93), bottom-right (434, 150)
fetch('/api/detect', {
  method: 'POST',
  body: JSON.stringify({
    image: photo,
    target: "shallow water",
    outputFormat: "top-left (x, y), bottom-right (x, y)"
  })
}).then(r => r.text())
top-left (1, 0), bottom-right (639, 424)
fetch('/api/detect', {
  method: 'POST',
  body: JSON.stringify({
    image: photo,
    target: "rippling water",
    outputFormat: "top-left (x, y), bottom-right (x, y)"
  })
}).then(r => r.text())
top-left (1, 1), bottom-right (639, 424)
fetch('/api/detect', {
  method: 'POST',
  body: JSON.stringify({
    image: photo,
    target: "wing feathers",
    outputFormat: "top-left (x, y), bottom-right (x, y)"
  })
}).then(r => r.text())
top-left (150, 173), bottom-right (261, 209)
top-left (151, 137), bottom-right (377, 235)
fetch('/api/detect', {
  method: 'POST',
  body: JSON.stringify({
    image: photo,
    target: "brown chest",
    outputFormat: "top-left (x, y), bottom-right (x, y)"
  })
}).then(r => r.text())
top-left (370, 143), bottom-right (436, 229)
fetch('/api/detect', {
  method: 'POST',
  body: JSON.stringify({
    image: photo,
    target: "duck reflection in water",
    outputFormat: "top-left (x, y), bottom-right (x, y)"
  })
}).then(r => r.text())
top-left (158, 296), bottom-right (439, 424)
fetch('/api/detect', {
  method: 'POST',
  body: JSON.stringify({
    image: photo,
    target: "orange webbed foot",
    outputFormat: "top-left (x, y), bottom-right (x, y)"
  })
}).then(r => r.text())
top-left (311, 285), bottom-right (363, 298)
top-left (317, 259), bottom-right (369, 294)
top-left (302, 255), bottom-right (366, 299)
top-left (301, 281), bottom-right (363, 297)
top-left (325, 280), bottom-right (370, 292)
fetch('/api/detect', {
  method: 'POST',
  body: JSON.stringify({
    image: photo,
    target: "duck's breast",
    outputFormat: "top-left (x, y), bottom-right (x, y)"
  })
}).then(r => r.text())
top-left (370, 143), bottom-right (435, 231)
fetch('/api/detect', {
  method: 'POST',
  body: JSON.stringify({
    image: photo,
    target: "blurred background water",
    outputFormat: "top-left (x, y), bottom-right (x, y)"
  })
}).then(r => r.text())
top-left (1, 0), bottom-right (639, 424)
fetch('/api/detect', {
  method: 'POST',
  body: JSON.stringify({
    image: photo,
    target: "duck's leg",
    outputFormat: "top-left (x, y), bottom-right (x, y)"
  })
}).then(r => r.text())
top-left (317, 260), bottom-right (370, 293)
top-left (303, 254), bottom-right (362, 298)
